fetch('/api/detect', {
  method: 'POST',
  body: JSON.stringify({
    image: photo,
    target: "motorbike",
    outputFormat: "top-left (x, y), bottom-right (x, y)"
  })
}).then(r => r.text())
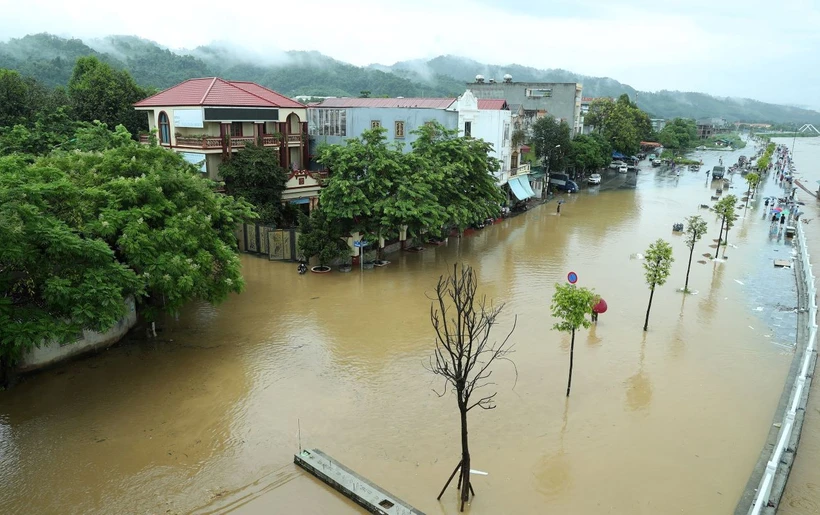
top-left (297, 262), bottom-right (308, 275)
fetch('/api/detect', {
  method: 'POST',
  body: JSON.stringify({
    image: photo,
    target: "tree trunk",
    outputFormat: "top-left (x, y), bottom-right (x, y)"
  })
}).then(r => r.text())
top-left (715, 217), bottom-right (725, 258)
top-left (566, 328), bottom-right (575, 397)
top-left (684, 244), bottom-right (695, 293)
top-left (643, 286), bottom-right (655, 331)
top-left (724, 227), bottom-right (730, 256)
top-left (458, 396), bottom-right (471, 512)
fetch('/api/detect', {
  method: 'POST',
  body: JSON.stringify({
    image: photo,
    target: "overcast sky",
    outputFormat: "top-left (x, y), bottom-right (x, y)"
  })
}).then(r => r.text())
top-left (2, 0), bottom-right (818, 108)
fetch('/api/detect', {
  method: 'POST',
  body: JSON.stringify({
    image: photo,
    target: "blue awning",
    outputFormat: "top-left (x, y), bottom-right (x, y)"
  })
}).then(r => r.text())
top-left (508, 177), bottom-right (534, 200)
top-left (289, 198), bottom-right (310, 205)
top-left (520, 177), bottom-right (536, 197)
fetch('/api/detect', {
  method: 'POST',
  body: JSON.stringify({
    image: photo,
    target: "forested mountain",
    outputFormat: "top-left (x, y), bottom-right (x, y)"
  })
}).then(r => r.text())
top-left (2, 33), bottom-right (818, 124)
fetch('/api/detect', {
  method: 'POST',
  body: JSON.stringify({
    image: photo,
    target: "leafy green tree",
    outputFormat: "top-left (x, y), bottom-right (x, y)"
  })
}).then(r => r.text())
top-left (643, 239), bottom-right (674, 331)
top-left (567, 134), bottom-right (609, 174)
top-left (67, 56), bottom-right (149, 138)
top-left (658, 118), bottom-right (698, 154)
top-left (411, 123), bottom-right (504, 235)
top-left (585, 96), bottom-right (650, 156)
top-left (682, 215), bottom-right (708, 293)
top-left (297, 207), bottom-right (350, 269)
top-left (38, 140), bottom-right (254, 318)
top-left (217, 143), bottom-right (289, 226)
top-left (0, 155), bottom-right (143, 383)
top-left (531, 116), bottom-right (571, 171)
top-left (713, 195), bottom-right (738, 258)
top-left (744, 172), bottom-right (760, 209)
top-left (0, 69), bottom-right (31, 128)
top-left (551, 283), bottom-right (597, 396)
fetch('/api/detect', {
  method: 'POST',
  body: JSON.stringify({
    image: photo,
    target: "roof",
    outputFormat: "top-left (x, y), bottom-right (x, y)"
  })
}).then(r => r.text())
top-left (508, 103), bottom-right (523, 113)
top-left (315, 97), bottom-right (456, 109)
top-left (477, 99), bottom-right (508, 110)
top-left (134, 78), bottom-right (305, 108)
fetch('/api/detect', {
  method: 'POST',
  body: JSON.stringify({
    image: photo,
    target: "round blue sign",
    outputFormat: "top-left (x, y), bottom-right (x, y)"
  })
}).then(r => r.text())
top-left (567, 272), bottom-right (578, 284)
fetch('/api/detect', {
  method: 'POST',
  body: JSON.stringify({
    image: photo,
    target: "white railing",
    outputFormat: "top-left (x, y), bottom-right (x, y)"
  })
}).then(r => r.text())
top-left (748, 221), bottom-right (818, 514)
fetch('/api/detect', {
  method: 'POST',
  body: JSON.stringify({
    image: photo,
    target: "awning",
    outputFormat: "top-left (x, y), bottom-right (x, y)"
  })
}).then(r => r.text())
top-left (520, 177), bottom-right (536, 197)
top-left (508, 177), bottom-right (534, 201)
top-left (289, 198), bottom-right (310, 205)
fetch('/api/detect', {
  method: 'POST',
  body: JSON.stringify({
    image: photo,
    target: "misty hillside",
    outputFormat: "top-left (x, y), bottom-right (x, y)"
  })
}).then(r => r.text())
top-left (1, 33), bottom-right (818, 124)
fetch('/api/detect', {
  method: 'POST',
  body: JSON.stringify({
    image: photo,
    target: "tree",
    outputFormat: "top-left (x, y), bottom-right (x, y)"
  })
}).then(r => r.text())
top-left (682, 215), bottom-right (708, 293)
top-left (67, 56), bottom-right (149, 138)
top-left (427, 264), bottom-right (516, 512)
top-left (411, 123), bottom-right (504, 235)
top-left (567, 134), bottom-right (609, 174)
top-left (584, 96), bottom-right (650, 156)
top-left (744, 172), bottom-right (760, 209)
top-left (550, 283), bottom-right (597, 396)
top-left (296, 207), bottom-right (350, 269)
top-left (658, 118), bottom-right (698, 155)
top-left (0, 154), bottom-right (143, 384)
top-left (643, 239), bottom-right (674, 331)
top-left (218, 143), bottom-right (289, 226)
top-left (511, 128), bottom-right (526, 149)
top-left (713, 195), bottom-right (738, 258)
top-left (531, 116), bottom-right (571, 171)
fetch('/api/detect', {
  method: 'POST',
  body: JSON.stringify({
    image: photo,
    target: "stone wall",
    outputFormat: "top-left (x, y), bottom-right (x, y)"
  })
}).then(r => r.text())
top-left (17, 297), bottom-right (138, 373)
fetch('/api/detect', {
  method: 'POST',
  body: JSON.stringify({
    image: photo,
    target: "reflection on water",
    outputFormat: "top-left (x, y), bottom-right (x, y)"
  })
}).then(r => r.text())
top-left (0, 143), bottom-right (801, 514)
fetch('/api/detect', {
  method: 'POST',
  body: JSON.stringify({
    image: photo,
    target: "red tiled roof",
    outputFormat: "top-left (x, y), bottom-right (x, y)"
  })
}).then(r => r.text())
top-left (477, 99), bottom-right (508, 110)
top-left (134, 78), bottom-right (305, 108)
top-left (315, 97), bottom-right (456, 109)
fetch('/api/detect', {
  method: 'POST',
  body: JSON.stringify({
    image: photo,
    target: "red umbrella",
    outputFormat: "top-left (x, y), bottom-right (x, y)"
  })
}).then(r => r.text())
top-left (593, 298), bottom-right (608, 314)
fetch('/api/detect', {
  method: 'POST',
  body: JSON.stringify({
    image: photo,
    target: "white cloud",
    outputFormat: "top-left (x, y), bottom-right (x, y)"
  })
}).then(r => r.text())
top-left (0, 0), bottom-right (818, 107)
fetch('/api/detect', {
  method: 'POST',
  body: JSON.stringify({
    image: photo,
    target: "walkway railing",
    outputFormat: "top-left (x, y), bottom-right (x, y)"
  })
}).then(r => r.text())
top-left (748, 222), bottom-right (818, 514)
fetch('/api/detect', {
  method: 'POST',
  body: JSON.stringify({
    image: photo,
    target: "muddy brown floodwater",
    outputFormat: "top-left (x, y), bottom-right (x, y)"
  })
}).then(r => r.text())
top-left (0, 142), bottom-right (800, 515)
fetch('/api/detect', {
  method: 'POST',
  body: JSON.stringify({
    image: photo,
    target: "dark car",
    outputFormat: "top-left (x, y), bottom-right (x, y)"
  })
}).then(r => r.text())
top-left (712, 166), bottom-right (726, 179)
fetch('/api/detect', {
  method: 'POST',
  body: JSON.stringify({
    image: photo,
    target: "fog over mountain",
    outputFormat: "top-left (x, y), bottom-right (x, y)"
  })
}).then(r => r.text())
top-left (2, 33), bottom-right (819, 125)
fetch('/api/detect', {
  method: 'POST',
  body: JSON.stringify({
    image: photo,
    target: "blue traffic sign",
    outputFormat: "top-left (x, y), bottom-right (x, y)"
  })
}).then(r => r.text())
top-left (567, 271), bottom-right (578, 284)
top-left (353, 240), bottom-right (369, 248)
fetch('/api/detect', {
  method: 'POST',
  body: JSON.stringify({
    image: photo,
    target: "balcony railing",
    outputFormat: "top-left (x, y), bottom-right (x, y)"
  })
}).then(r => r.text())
top-left (161, 135), bottom-right (282, 150)
top-left (286, 134), bottom-right (302, 144)
top-left (139, 134), bottom-right (151, 144)
top-left (511, 163), bottom-right (531, 176)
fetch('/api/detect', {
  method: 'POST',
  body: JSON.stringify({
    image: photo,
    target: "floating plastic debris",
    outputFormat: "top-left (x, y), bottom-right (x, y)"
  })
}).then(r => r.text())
top-left (735, 279), bottom-right (744, 285)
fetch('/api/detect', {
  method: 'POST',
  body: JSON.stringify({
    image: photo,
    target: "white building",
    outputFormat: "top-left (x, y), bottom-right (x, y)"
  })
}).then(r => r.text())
top-left (449, 89), bottom-right (513, 185)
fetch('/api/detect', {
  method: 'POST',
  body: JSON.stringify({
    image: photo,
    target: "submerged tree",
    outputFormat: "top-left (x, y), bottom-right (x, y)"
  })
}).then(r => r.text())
top-left (218, 143), bottom-right (289, 226)
top-left (550, 283), bottom-right (597, 396)
top-left (643, 239), bottom-right (674, 331)
top-left (682, 215), bottom-right (708, 293)
top-left (713, 195), bottom-right (738, 258)
top-left (297, 207), bottom-right (350, 270)
top-left (427, 264), bottom-right (516, 512)
top-left (744, 172), bottom-right (760, 209)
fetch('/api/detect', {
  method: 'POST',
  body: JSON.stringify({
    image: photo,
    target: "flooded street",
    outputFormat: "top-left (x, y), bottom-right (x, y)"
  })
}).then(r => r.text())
top-left (0, 143), bottom-right (801, 514)
top-left (776, 136), bottom-right (820, 515)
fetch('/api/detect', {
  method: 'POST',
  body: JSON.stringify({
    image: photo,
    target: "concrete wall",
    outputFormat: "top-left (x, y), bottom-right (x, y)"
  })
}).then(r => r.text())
top-left (17, 297), bottom-right (138, 373)
top-left (451, 90), bottom-right (513, 184)
top-left (470, 81), bottom-right (583, 135)
top-left (309, 107), bottom-right (458, 151)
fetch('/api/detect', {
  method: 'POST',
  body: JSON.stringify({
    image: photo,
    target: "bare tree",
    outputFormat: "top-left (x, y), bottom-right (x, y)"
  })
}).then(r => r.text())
top-left (427, 264), bottom-right (516, 512)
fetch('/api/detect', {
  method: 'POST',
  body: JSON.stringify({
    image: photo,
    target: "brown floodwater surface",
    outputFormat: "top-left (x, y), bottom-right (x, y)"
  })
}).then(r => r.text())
top-left (0, 143), bottom-right (799, 514)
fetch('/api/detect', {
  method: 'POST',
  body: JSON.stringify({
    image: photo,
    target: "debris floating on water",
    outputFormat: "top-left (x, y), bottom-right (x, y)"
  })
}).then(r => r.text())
top-left (735, 279), bottom-right (744, 285)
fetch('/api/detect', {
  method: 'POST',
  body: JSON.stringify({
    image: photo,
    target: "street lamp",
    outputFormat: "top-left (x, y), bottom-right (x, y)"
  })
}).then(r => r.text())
top-left (542, 144), bottom-right (561, 198)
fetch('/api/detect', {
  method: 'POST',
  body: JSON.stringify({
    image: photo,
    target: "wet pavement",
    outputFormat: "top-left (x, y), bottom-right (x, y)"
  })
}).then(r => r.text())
top-left (0, 139), bottom-right (803, 515)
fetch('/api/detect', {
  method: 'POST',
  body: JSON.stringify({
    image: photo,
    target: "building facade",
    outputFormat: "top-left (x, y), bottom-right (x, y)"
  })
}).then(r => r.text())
top-left (308, 91), bottom-right (516, 185)
top-left (468, 76), bottom-right (584, 136)
top-left (134, 78), bottom-right (309, 181)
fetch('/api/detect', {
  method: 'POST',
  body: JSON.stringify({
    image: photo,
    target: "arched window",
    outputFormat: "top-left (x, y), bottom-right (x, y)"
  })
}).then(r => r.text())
top-left (158, 111), bottom-right (170, 144)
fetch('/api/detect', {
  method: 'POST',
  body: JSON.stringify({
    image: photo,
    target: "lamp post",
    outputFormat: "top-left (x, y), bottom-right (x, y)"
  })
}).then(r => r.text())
top-left (542, 144), bottom-right (561, 198)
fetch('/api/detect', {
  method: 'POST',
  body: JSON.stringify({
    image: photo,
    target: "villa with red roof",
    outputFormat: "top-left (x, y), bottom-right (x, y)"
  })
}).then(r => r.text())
top-left (135, 78), bottom-right (324, 209)
top-left (308, 89), bottom-right (526, 189)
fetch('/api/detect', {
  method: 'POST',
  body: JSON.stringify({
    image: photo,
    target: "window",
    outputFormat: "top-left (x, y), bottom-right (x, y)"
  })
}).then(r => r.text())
top-left (464, 121), bottom-right (472, 137)
top-left (309, 109), bottom-right (346, 136)
top-left (503, 123), bottom-right (510, 142)
top-left (371, 120), bottom-right (381, 129)
top-left (158, 111), bottom-right (170, 144)
top-left (395, 121), bottom-right (405, 138)
top-left (526, 88), bottom-right (552, 98)
top-left (230, 122), bottom-right (243, 137)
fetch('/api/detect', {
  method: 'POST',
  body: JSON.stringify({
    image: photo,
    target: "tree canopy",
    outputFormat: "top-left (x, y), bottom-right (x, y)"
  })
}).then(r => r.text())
top-left (658, 118), bottom-right (698, 153)
top-left (218, 143), bottom-right (290, 226)
top-left (531, 116), bottom-right (571, 170)
top-left (0, 128), bottom-right (254, 370)
top-left (585, 95), bottom-right (653, 156)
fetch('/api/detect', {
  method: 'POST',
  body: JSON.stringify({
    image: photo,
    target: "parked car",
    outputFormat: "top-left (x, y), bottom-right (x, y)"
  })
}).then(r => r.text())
top-left (652, 159), bottom-right (662, 167)
top-left (618, 165), bottom-right (628, 174)
top-left (609, 160), bottom-right (625, 169)
top-left (587, 173), bottom-right (602, 185)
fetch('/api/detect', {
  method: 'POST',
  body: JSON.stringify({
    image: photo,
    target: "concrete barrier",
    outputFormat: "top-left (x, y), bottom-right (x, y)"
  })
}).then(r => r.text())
top-left (16, 297), bottom-right (138, 373)
top-left (737, 222), bottom-right (818, 514)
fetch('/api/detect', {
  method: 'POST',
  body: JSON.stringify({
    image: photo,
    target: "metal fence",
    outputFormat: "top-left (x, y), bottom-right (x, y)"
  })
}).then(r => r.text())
top-left (748, 221), bottom-right (818, 514)
top-left (239, 223), bottom-right (300, 261)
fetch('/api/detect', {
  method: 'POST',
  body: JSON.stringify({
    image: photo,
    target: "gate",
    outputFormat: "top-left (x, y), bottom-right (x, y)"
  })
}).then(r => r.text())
top-left (267, 229), bottom-right (300, 261)
top-left (240, 224), bottom-right (299, 261)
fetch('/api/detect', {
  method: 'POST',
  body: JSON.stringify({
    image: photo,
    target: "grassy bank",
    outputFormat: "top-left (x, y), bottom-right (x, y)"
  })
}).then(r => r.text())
top-left (700, 132), bottom-right (747, 149)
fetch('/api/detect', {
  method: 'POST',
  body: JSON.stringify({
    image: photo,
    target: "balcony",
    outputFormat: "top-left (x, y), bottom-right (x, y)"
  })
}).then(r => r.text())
top-left (148, 135), bottom-right (283, 150)
top-left (286, 134), bottom-right (303, 145)
top-left (139, 134), bottom-right (151, 144)
top-left (510, 163), bottom-right (531, 176)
